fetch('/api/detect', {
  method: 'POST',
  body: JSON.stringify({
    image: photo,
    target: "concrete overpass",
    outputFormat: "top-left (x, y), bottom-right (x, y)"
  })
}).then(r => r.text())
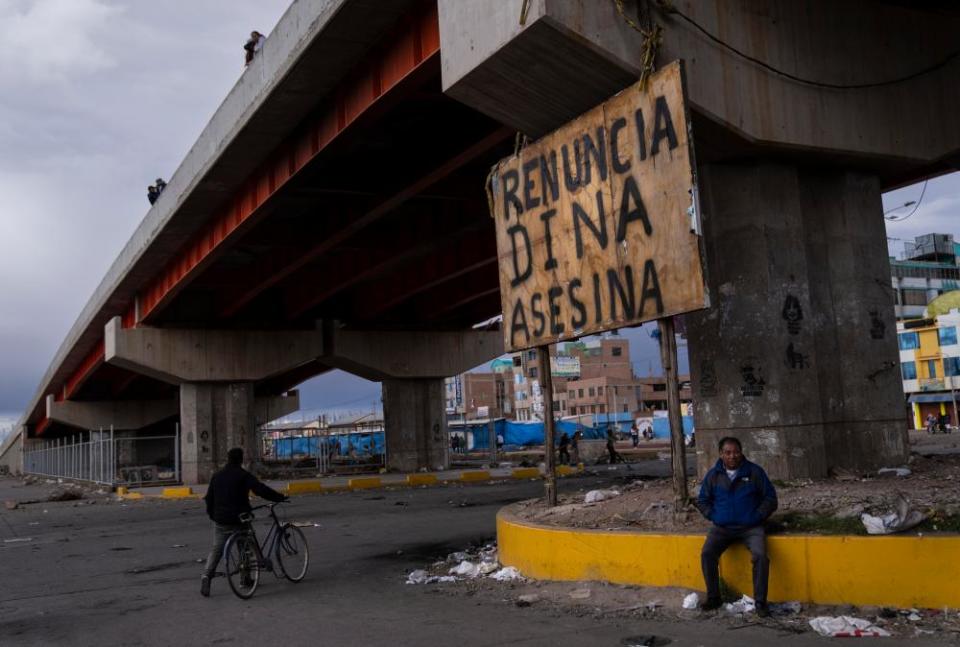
top-left (4, 0), bottom-right (959, 483)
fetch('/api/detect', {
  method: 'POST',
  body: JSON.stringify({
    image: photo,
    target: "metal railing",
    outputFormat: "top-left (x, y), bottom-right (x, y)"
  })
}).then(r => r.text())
top-left (23, 429), bottom-right (117, 486)
top-left (23, 427), bottom-right (181, 487)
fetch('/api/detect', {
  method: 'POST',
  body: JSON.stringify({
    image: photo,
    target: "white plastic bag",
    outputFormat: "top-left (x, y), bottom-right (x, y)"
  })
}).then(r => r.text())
top-left (681, 592), bottom-right (699, 609)
top-left (584, 489), bottom-right (620, 504)
top-left (809, 616), bottom-right (891, 637)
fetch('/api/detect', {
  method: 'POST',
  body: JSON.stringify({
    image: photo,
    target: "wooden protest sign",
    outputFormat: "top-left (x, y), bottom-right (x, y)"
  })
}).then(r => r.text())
top-left (490, 61), bottom-right (707, 352)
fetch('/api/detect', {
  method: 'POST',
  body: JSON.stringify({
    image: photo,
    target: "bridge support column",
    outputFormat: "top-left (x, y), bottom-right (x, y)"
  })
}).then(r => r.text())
top-left (179, 383), bottom-right (257, 485)
top-left (687, 163), bottom-right (908, 480)
top-left (382, 379), bottom-right (448, 473)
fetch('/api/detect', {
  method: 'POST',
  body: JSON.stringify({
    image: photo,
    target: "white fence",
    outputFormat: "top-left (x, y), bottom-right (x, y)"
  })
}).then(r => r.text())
top-left (23, 428), bottom-right (181, 487)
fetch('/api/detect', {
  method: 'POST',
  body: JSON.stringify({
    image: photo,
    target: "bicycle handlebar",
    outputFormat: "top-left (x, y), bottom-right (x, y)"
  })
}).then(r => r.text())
top-left (250, 500), bottom-right (287, 511)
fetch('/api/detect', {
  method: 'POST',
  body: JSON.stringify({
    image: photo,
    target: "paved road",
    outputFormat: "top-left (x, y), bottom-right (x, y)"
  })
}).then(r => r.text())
top-left (0, 468), bottom-right (936, 646)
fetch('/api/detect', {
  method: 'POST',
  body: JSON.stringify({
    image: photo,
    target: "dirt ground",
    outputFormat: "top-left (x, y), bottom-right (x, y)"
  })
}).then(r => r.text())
top-left (514, 431), bottom-right (960, 534)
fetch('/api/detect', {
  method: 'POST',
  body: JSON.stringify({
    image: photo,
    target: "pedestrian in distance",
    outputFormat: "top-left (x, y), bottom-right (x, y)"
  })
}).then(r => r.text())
top-left (571, 430), bottom-right (582, 465)
top-left (155, 178), bottom-right (167, 194)
top-left (147, 185), bottom-right (159, 205)
top-left (630, 422), bottom-right (640, 447)
top-left (244, 30), bottom-right (265, 66)
top-left (926, 413), bottom-right (937, 434)
top-left (200, 447), bottom-right (287, 597)
top-left (558, 432), bottom-right (571, 465)
top-left (605, 427), bottom-right (624, 464)
top-left (694, 436), bottom-right (778, 617)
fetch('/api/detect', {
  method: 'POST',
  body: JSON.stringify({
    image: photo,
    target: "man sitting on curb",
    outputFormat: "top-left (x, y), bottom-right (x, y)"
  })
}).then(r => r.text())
top-left (200, 447), bottom-right (287, 597)
top-left (694, 436), bottom-right (778, 617)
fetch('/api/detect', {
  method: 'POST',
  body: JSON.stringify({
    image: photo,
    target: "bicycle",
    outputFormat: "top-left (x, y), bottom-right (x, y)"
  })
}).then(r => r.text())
top-left (222, 501), bottom-right (309, 599)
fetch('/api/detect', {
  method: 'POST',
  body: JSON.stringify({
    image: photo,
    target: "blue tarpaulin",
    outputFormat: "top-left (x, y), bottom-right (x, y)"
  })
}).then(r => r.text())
top-left (272, 432), bottom-right (384, 458)
top-left (451, 419), bottom-right (607, 449)
top-left (651, 415), bottom-right (695, 439)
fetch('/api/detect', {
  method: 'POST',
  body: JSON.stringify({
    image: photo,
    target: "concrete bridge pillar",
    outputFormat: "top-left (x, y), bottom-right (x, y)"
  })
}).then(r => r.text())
top-left (179, 383), bottom-right (257, 484)
top-left (381, 379), bottom-right (448, 473)
top-left (686, 163), bottom-right (908, 479)
top-left (319, 327), bottom-right (502, 473)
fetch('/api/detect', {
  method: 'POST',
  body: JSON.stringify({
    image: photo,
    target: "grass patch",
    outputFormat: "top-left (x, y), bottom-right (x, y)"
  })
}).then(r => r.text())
top-left (772, 511), bottom-right (960, 535)
top-left (772, 512), bottom-right (866, 535)
top-left (918, 512), bottom-right (960, 533)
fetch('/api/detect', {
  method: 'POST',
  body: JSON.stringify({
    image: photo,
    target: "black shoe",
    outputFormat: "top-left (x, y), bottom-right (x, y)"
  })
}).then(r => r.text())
top-left (700, 598), bottom-right (722, 612)
top-left (200, 574), bottom-right (210, 597)
top-left (756, 602), bottom-right (770, 618)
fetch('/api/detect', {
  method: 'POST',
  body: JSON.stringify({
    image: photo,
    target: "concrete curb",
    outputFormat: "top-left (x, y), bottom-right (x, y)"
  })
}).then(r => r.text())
top-left (496, 507), bottom-right (960, 609)
top-left (120, 462), bottom-right (591, 499)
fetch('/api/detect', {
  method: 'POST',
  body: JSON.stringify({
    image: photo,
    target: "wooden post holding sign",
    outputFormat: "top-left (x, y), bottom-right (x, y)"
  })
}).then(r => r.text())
top-left (539, 349), bottom-right (557, 506)
top-left (489, 61), bottom-right (707, 507)
top-left (657, 317), bottom-right (688, 511)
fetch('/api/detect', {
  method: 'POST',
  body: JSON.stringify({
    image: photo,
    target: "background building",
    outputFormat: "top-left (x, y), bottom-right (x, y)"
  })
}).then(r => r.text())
top-left (891, 233), bottom-right (960, 320)
top-left (897, 311), bottom-right (960, 429)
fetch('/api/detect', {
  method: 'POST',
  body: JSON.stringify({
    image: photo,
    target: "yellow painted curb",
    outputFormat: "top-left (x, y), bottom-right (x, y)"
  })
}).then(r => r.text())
top-left (497, 508), bottom-right (960, 609)
top-left (348, 477), bottom-right (382, 490)
top-left (511, 468), bottom-right (541, 480)
top-left (162, 487), bottom-right (194, 498)
top-left (121, 492), bottom-right (143, 500)
top-left (406, 474), bottom-right (438, 486)
top-left (116, 486), bottom-right (128, 495)
top-left (459, 470), bottom-right (492, 482)
top-left (286, 480), bottom-right (324, 495)
top-left (556, 465), bottom-right (576, 476)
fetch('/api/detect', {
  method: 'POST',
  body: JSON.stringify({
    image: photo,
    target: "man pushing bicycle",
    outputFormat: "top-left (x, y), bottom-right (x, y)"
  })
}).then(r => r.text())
top-left (201, 447), bottom-right (287, 597)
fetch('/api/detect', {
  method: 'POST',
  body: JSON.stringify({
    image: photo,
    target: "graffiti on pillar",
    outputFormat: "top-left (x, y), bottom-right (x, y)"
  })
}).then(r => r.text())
top-left (699, 359), bottom-right (718, 397)
top-left (869, 309), bottom-right (886, 340)
top-left (781, 295), bottom-right (803, 335)
top-left (739, 359), bottom-right (765, 397)
top-left (202, 445), bottom-right (210, 454)
top-left (200, 430), bottom-right (209, 441)
top-left (785, 343), bottom-right (808, 370)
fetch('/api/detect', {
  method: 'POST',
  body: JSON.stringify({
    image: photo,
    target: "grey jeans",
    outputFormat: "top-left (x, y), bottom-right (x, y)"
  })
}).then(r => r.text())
top-left (202, 522), bottom-right (245, 577)
top-left (701, 525), bottom-right (769, 603)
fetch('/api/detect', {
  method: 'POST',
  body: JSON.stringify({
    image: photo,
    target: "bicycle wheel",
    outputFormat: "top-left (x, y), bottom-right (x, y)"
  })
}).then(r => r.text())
top-left (275, 523), bottom-right (309, 582)
top-left (224, 532), bottom-right (260, 599)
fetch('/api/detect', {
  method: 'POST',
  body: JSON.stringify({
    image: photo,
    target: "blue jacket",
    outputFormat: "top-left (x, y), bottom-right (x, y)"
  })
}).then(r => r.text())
top-left (696, 458), bottom-right (777, 528)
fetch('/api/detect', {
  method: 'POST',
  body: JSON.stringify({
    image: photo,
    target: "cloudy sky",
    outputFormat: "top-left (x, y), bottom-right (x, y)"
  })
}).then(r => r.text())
top-left (0, 0), bottom-right (956, 422)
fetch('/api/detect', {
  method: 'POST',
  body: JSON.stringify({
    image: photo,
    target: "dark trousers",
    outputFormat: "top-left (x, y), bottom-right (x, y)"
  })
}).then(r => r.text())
top-left (203, 522), bottom-right (244, 577)
top-left (559, 447), bottom-right (570, 464)
top-left (701, 525), bottom-right (769, 603)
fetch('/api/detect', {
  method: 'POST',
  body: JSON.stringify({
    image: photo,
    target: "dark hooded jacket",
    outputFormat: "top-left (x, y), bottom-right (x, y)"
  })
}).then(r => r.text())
top-left (695, 458), bottom-right (777, 528)
top-left (204, 463), bottom-right (286, 525)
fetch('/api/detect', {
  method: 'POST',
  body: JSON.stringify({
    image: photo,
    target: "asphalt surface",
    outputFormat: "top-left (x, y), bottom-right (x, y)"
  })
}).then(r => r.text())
top-left (0, 465), bottom-right (940, 647)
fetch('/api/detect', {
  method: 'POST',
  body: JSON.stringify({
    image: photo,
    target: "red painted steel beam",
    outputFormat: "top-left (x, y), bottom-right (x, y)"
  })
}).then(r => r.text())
top-left (220, 124), bottom-right (512, 319)
top-left (140, 4), bottom-right (442, 324)
top-left (419, 264), bottom-right (500, 321)
top-left (282, 205), bottom-right (489, 320)
top-left (353, 233), bottom-right (497, 322)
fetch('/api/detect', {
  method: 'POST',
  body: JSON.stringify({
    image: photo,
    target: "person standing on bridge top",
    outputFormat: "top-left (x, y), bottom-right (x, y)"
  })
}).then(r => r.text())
top-left (200, 447), bottom-right (287, 597)
top-left (694, 436), bottom-right (777, 617)
top-left (147, 184), bottom-right (159, 205)
top-left (244, 30), bottom-right (265, 66)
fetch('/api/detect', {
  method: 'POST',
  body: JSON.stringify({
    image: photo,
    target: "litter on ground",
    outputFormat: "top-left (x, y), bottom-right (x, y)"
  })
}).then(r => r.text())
top-left (724, 594), bottom-right (755, 614)
top-left (808, 616), bottom-right (892, 637)
top-left (681, 592), bottom-right (699, 609)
